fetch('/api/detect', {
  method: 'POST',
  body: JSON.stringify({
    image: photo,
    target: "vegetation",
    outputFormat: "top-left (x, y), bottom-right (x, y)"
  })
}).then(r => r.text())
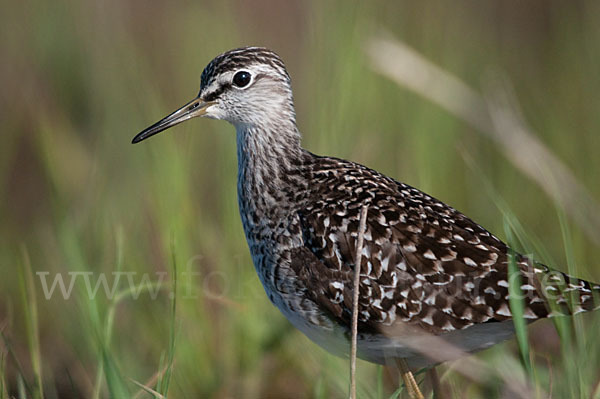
top-left (1, 1), bottom-right (599, 397)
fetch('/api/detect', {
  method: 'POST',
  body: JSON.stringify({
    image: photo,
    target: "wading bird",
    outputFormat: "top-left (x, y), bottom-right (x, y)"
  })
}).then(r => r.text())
top-left (133, 47), bottom-right (599, 398)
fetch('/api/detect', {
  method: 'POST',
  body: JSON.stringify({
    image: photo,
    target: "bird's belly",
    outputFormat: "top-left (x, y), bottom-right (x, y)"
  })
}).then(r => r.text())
top-left (271, 285), bottom-right (517, 369)
top-left (352, 321), bottom-right (517, 368)
top-left (273, 301), bottom-right (428, 367)
top-left (250, 244), bottom-right (517, 369)
top-left (249, 247), bottom-right (353, 359)
top-left (254, 257), bottom-right (426, 366)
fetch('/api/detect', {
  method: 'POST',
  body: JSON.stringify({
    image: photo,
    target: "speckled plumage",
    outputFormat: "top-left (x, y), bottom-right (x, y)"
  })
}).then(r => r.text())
top-left (134, 47), bottom-right (600, 369)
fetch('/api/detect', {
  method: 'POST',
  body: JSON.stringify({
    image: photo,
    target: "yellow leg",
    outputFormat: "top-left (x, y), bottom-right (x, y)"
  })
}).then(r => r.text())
top-left (426, 367), bottom-right (448, 399)
top-left (396, 359), bottom-right (424, 399)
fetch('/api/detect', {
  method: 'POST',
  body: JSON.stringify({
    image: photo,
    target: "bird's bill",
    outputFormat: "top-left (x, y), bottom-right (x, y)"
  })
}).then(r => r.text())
top-left (132, 96), bottom-right (214, 143)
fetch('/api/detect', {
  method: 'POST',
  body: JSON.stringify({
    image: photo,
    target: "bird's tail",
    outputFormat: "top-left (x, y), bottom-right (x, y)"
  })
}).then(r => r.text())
top-left (523, 259), bottom-right (600, 317)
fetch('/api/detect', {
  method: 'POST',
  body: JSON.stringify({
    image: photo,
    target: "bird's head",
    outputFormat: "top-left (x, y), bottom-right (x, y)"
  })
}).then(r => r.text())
top-left (132, 47), bottom-right (296, 144)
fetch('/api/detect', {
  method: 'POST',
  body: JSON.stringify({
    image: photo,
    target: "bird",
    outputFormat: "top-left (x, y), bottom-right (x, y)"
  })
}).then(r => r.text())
top-left (133, 46), bottom-right (600, 397)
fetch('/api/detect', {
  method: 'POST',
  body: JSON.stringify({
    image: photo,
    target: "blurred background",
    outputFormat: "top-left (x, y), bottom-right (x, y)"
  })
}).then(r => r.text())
top-left (1, 0), bottom-right (599, 398)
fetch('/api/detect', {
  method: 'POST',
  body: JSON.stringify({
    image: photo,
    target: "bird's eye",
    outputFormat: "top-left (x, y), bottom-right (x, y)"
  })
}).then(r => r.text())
top-left (233, 71), bottom-right (252, 88)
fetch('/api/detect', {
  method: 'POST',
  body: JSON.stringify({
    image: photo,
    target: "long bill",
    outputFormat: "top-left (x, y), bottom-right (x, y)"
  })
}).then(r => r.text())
top-left (132, 96), bottom-right (215, 143)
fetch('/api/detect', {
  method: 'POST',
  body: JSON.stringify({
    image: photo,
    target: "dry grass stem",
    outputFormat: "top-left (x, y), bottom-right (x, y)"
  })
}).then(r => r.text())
top-left (349, 205), bottom-right (368, 399)
top-left (129, 378), bottom-right (166, 399)
top-left (132, 362), bottom-right (175, 399)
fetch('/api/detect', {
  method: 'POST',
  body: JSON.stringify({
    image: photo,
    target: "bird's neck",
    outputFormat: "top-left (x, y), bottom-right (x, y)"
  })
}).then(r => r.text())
top-left (235, 121), bottom-right (306, 228)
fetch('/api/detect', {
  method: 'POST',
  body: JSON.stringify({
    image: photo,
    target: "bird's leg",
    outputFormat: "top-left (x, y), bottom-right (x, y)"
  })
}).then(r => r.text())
top-left (426, 367), bottom-right (448, 399)
top-left (396, 359), bottom-right (424, 399)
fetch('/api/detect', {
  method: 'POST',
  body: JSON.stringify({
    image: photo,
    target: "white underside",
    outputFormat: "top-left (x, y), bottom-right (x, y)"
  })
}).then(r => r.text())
top-left (283, 305), bottom-right (517, 369)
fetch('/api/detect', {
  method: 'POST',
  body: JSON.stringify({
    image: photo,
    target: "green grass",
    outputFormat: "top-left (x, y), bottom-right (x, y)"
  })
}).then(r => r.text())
top-left (1, 1), bottom-right (600, 398)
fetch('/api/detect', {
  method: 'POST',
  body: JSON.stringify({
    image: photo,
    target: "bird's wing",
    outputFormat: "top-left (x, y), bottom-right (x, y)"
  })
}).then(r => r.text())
top-left (292, 156), bottom-right (596, 334)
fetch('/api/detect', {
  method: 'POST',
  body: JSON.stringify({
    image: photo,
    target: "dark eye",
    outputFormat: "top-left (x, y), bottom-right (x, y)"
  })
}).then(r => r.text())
top-left (233, 71), bottom-right (251, 88)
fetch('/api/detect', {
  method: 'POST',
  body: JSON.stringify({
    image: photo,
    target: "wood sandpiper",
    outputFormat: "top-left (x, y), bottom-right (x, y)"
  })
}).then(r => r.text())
top-left (133, 47), bottom-right (600, 397)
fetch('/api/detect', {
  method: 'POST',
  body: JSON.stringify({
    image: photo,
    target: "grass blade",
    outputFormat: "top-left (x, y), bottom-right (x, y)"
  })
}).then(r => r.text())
top-left (503, 220), bottom-right (532, 378)
top-left (157, 235), bottom-right (178, 396)
top-left (18, 246), bottom-right (43, 399)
